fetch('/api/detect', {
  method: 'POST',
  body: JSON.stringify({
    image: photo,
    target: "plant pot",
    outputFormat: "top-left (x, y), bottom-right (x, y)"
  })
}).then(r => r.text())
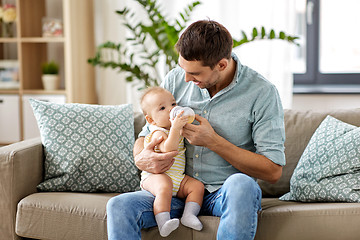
top-left (42, 74), bottom-right (59, 90)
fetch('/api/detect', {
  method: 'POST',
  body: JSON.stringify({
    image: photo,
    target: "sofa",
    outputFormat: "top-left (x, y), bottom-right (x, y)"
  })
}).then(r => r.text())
top-left (1, 108), bottom-right (360, 240)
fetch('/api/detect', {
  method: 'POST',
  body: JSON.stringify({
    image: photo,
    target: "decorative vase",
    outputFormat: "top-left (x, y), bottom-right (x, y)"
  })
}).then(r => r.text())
top-left (42, 74), bottom-right (59, 90)
top-left (2, 22), bottom-right (14, 38)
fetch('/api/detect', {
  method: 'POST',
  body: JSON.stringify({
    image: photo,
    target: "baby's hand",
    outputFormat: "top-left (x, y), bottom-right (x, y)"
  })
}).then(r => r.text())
top-left (170, 111), bottom-right (188, 130)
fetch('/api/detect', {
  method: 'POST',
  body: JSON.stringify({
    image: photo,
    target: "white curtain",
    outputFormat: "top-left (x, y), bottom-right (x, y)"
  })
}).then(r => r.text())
top-left (229, 1), bottom-right (297, 109)
top-left (94, 0), bottom-right (297, 109)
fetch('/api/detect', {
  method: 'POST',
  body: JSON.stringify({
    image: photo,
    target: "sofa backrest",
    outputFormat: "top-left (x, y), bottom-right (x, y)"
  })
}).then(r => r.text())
top-left (134, 112), bottom-right (147, 139)
top-left (132, 108), bottom-right (360, 197)
top-left (258, 108), bottom-right (360, 197)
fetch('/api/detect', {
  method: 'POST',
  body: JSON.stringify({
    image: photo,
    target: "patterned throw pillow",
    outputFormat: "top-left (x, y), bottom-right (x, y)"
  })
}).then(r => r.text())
top-left (280, 115), bottom-right (360, 202)
top-left (30, 99), bottom-right (140, 193)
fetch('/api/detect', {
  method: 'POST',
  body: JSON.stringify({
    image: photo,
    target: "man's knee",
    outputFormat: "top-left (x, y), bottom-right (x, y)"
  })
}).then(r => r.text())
top-left (107, 194), bottom-right (130, 215)
top-left (217, 174), bottom-right (261, 239)
top-left (223, 173), bottom-right (261, 202)
top-left (107, 191), bottom-right (154, 216)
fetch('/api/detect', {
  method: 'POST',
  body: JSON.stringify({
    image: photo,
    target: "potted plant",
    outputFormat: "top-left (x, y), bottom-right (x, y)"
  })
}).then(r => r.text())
top-left (41, 61), bottom-right (59, 90)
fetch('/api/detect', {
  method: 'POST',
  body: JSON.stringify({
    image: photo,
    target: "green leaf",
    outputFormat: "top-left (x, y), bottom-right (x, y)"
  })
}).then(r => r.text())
top-left (279, 31), bottom-right (286, 40)
top-left (252, 27), bottom-right (258, 40)
top-left (42, 61), bottom-right (59, 74)
top-left (116, 8), bottom-right (128, 15)
top-left (261, 26), bottom-right (266, 39)
top-left (126, 76), bottom-right (133, 82)
top-left (180, 13), bottom-right (186, 22)
top-left (269, 29), bottom-right (275, 39)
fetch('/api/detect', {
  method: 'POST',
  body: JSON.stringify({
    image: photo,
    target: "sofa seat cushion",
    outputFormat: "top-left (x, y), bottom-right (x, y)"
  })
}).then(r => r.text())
top-left (15, 192), bottom-right (221, 240)
top-left (16, 192), bottom-right (117, 240)
top-left (257, 198), bottom-right (360, 240)
top-left (16, 192), bottom-right (360, 240)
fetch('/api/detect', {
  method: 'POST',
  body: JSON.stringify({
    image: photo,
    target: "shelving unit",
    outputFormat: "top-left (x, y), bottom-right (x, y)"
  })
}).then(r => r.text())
top-left (0, 0), bottom-right (97, 144)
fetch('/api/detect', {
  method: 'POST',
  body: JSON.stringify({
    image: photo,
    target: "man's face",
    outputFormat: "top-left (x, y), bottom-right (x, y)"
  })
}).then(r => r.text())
top-left (178, 55), bottom-right (221, 89)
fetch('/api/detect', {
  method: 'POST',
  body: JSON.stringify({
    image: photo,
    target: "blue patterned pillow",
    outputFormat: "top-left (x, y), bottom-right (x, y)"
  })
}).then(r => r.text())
top-left (30, 99), bottom-right (140, 193)
top-left (280, 115), bottom-right (360, 202)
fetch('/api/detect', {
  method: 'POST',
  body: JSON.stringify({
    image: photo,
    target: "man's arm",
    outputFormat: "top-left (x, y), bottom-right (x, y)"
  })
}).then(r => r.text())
top-left (182, 115), bottom-right (282, 184)
top-left (133, 136), bottom-right (178, 174)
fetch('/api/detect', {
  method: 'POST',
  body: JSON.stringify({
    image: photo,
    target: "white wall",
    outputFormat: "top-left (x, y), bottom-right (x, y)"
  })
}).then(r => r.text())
top-left (292, 94), bottom-right (360, 111)
top-left (93, 0), bottom-right (128, 105)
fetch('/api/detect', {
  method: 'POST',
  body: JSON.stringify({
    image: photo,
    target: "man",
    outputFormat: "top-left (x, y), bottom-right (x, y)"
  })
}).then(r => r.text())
top-left (107, 20), bottom-right (285, 240)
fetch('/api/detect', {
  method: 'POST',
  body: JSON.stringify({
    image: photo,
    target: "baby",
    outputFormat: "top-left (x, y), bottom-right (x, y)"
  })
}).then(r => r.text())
top-left (140, 86), bottom-right (204, 237)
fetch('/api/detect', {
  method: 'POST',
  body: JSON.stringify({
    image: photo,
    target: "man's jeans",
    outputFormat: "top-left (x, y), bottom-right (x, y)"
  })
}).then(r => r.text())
top-left (107, 173), bottom-right (262, 240)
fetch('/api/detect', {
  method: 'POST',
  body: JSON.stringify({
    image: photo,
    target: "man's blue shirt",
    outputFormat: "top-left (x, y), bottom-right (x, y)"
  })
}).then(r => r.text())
top-left (139, 53), bottom-right (285, 192)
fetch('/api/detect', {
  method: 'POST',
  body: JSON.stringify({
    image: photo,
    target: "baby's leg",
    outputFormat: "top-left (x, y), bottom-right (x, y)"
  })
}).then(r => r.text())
top-left (142, 174), bottom-right (173, 214)
top-left (142, 174), bottom-right (179, 237)
top-left (177, 175), bottom-right (205, 231)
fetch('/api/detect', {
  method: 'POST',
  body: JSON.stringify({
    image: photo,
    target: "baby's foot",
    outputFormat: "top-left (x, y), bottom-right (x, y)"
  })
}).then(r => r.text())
top-left (181, 214), bottom-right (203, 231)
top-left (159, 218), bottom-right (180, 237)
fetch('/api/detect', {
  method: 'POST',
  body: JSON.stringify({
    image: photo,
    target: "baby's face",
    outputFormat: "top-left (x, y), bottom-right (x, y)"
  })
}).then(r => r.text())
top-left (146, 91), bottom-right (176, 129)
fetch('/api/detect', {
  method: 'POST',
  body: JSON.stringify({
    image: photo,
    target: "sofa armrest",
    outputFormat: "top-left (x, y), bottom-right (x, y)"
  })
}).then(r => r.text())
top-left (0, 138), bottom-right (43, 240)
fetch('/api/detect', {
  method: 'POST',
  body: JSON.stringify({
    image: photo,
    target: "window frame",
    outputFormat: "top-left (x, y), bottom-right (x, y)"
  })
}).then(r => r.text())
top-left (293, 0), bottom-right (360, 93)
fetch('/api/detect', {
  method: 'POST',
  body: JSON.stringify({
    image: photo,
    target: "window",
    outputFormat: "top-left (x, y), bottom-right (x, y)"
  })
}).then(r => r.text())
top-left (293, 0), bottom-right (360, 93)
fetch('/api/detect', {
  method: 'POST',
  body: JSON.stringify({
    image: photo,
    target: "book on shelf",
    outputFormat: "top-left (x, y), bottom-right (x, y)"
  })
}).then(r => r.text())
top-left (0, 60), bottom-right (19, 89)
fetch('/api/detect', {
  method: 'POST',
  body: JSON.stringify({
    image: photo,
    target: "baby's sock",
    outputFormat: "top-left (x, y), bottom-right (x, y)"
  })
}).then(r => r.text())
top-left (155, 212), bottom-right (179, 237)
top-left (180, 202), bottom-right (203, 231)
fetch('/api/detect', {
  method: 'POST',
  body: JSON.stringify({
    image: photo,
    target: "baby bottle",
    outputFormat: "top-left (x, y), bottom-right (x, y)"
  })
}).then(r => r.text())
top-left (170, 106), bottom-right (195, 123)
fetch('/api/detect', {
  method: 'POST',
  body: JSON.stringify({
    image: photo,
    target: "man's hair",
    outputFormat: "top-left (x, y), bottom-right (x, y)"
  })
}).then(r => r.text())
top-left (175, 20), bottom-right (233, 69)
top-left (140, 86), bottom-right (168, 115)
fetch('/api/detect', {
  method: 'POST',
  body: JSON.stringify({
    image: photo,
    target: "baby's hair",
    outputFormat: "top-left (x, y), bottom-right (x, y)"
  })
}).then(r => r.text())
top-left (140, 86), bottom-right (169, 115)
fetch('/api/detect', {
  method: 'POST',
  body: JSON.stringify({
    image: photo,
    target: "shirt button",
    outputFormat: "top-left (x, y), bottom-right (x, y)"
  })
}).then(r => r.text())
top-left (195, 154), bottom-right (199, 158)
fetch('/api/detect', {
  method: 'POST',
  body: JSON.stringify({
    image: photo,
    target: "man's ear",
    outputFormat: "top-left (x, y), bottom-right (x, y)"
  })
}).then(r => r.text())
top-left (217, 58), bottom-right (228, 71)
top-left (145, 115), bottom-right (155, 125)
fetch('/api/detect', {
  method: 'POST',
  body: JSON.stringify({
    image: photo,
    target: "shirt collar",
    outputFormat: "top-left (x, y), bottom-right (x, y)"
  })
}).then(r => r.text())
top-left (217, 52), bottom-right (242, 95)
top-left (231, 52), bottom-right (243, 84)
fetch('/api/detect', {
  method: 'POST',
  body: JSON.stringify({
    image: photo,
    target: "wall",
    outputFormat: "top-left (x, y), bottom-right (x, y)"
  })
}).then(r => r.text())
top-left (93, 0), bottom-right (128, 105)
top-left (292, 94), bottom-right (360, 111)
